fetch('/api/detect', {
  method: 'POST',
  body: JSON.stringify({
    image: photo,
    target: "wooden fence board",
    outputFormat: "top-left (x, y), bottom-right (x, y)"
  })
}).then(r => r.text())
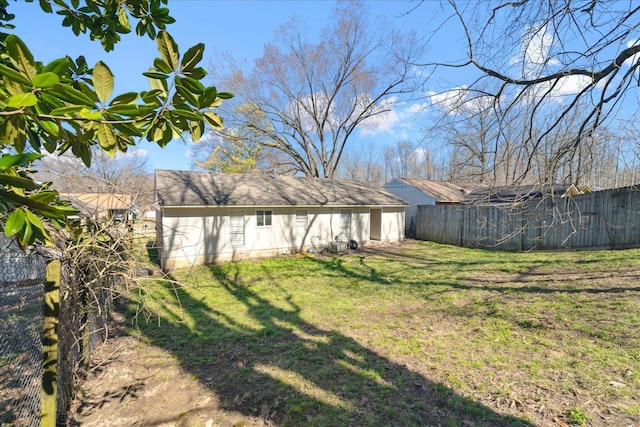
top-left (416, 186), bottom-right (640, 250)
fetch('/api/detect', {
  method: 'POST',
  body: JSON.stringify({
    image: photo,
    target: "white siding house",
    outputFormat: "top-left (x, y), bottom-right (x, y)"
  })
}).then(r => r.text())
top-left (155, 171), bottom-right (406, 269)
top-left (383, 178), bottom-right (478, 237)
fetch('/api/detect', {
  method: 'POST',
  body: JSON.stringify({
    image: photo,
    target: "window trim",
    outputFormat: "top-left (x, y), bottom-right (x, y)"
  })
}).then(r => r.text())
top-left (256, 209), bottom-right (273, 227)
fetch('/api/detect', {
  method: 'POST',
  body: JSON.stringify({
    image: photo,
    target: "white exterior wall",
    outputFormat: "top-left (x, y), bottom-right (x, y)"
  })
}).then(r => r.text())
top-left (159, 206), bottom-right (403, 269)
top-left (380, 207), bottom-right (406, 243)
top-left (383, 179), bottom-right (436, 236)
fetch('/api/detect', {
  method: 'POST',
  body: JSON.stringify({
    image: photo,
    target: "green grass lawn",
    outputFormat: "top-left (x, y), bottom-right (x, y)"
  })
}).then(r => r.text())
top-left (130, 241), bottom-right (640, 426)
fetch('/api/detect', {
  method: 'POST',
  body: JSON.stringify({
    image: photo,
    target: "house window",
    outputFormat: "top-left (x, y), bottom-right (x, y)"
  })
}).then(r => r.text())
top-left (256, 210), bottom-right (272, 227)
top-left (295, 210), bottom-right (308, 227)
top-left (339, 209), bottom-right (352, 240)
top-left (229, 211), bottom-right (245, 247)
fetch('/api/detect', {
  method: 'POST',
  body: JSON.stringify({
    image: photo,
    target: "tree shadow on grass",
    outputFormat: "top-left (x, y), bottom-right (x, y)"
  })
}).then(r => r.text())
top-left (133, 261), bottom-right (533, 426)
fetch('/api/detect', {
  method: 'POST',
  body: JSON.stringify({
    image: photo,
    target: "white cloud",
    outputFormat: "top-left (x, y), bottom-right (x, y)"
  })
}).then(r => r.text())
top-left (428, 87), bottom-right (467, 113)
top-left (118, 148), bottom-right (147, 159)
top-left (624, 39), bottom-right (640, 67)
top-left (518, 74), bottom-right (593, 104)
top-left (513, 24), bottom-right (559, 78)
top-left (358, 97), bottom-right (401, 136)
top-left (428, 87), bottom-right (496, 115)
top-left (356, 98), bottom-right (430, 137)
top-left (412, 147), bottom-right (429, 162)
top-left (404, 102), bottom-right (429, 114)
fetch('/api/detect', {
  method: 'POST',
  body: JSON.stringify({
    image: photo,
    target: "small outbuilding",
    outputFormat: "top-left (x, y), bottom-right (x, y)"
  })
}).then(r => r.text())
top-left (382, 178), bottom-right (478, 237)
top-left (155, 170), bottom-right (407, 269)
top-left (60, 192), bottom-right (133, 221)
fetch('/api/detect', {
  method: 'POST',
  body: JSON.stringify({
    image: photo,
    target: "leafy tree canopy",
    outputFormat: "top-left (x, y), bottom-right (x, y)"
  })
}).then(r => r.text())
top-left (0, 0), bottom-right (231, 248)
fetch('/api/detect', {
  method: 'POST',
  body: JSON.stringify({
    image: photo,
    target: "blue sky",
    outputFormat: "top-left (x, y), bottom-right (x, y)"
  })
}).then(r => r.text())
top-left (7, 0), bottom-right (449, 172)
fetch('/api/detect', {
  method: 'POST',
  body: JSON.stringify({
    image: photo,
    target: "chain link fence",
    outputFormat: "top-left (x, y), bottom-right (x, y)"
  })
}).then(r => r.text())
top-left (0, 236), bottom-right (47, 427)
top-left (1, 234), bottom-right (117, 426)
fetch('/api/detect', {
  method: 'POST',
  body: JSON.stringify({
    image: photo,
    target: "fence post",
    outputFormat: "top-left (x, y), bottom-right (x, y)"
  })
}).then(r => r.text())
top-left (42, 259), bottom-right (61, 427)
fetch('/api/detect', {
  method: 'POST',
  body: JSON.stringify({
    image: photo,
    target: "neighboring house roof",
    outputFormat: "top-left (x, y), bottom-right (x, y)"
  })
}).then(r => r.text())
top-left (155, 170), bottom-right (407, 207)
top-left (462, 184), bottom-right (583, 204)
top-left (60, 193), bottom-right (132, 217)
top-left (389, 178), bottom-right (480, 203)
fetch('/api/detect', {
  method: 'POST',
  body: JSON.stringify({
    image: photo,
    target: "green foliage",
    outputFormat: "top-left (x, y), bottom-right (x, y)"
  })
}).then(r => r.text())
top-left (0, 0), bottom-right (232, 248)
top-left (568, 407), bottom-right (590, 425)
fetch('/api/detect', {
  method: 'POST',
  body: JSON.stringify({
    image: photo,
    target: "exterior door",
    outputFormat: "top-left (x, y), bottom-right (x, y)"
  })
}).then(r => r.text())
top-left (370, 208), bottom-right (382, 240)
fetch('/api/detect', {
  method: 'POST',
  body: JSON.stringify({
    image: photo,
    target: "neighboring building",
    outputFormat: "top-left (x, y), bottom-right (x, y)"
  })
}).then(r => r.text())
top-left (383, 178), bottom-right (478, 237)
top-left (155, 170), bottom-right (407, 269)
top-left (60, 193), bottom-right (133, 221)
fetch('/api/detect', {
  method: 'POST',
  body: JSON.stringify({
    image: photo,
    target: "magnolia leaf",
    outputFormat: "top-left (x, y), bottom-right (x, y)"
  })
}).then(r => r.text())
top-left (171, 108), bottom-right (202, 121)
top-left (97, 123), bottom-right (118, 155)
top-left (109, 91), bottom-right (139, 106)
top-left (157, 31), bottom-right (180, 71)
top-left (107, 104), bottom-right (141, 116)
top-left (39, 0), bottom-right (53, 13)
top-left (204, 112), bottom-right (224, 130)
top-left (19, 217), bottom-right (33, 247)
top-left (176, 76), bottom-right (205, 95)
top-left (198, 86), bottom-right (218, 109)
top-left (143, 71), bottom-right (169, 80)
top-left (141, 89), bottom-right (164, 103)
top-left (39, 120), bottom-right (60, 137)
top-left (153, 57), bottom-right (173, 73)
top-left (174, 84), bottom-right (198, 106)
top-left (182, 67), bottom-right (207, 80)
top-left (50, 84), bottom-right (96, 107)
top-left (49, 105), bottom-right (84, 116)
top-left (32, 72), bottom-right (60, 88)
top-left (148, 118), bottom-right (174, 146)
top-left (2, 115), bottom-right (27, 153)
top-left (189, 120), bottom-right (204, 142)
top-left (0, 187), bottom-right (67, 218)
top-left (24, 209), bottom-right (53, 246)
top-left (5, 35), bottom-right (37, 81)
top-left (43, 58), bottom-right (69, 76)
top-left (6, 92), bottom-right (38, 108)
top-left (181, 43), bottom-right (204, 72)
top-left (217, 92), bottom-right (234, 99)
top-left (37, 92), bottom-right (65, 110)
top-left (0, 153), bottom-right (43, 169)
top-left (117, 4), bottom-right (130, 29)
top-left (77, 108), bottom-right (103, 120)
top-left (71, 142), bottom-right (92, 167)
top-left (0, 172), bottom-right (40, 190)
top-left (29, 191), bottom-right (58, 205)
top-left (147, 69), bottom-right (168, 95)
top-left (93, 61), bottom-right (114, 104)
top-left (111, 121), bottom-right (143, 137)
top-left (4, 208), bottom-right (26, 237)
top-left (77, 80), bottom-right (100, 103)
top-left (0, 63), bottom-right (32, 86)
top-left (208, 97), bottom-right (224, 108)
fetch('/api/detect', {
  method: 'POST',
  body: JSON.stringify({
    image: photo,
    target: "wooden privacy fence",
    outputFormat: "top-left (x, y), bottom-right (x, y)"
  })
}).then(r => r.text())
top-left (416, 186), bottom-right (640, 251)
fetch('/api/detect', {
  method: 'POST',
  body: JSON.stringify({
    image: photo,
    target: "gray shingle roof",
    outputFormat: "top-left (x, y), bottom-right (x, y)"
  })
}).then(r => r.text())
top-left (155, 170), bottom-right (407, 207)
top-left (396, 178), bottom-right (480, 203)
top-left (462, 184), bottom-right (577, 204)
